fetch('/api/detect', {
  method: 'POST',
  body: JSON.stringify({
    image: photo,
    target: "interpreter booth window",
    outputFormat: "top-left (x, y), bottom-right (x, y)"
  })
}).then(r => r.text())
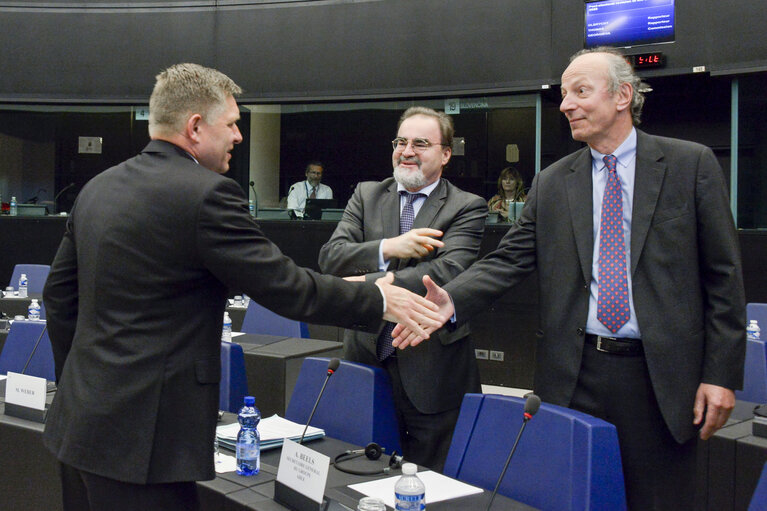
top-left (245, 95), bottom-right (539, 217)
top-left (0, 104), bottom-right (251, 215)
top-left (737, 72), bottom-right (767, 229)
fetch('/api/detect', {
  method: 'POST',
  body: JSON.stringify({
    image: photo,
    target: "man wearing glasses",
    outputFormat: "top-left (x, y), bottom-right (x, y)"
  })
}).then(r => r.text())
top-left (319, 107), bottom-right (487, 471)
top-left (287, 161), bottom-right (333, 218)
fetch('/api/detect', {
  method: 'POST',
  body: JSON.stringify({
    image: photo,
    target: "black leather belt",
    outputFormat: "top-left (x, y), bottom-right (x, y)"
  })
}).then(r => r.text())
top-left (585, 334), bottom-right (643, 356)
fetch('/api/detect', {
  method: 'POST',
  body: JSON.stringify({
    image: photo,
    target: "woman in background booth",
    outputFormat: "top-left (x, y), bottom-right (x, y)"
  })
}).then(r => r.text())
top-left (488, 166), bottom-right (526, 222)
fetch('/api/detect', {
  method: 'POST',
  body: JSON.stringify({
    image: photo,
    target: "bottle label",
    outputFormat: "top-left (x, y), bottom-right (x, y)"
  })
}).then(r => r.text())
top-left (237, 443), bottom-right (259, 460)
top-left (395, 493), bottom-right (425, 511)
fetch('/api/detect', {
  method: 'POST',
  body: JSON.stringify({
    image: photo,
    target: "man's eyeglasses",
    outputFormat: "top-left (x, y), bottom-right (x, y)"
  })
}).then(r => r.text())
top-left (391, 137), bottom-right (448, 152)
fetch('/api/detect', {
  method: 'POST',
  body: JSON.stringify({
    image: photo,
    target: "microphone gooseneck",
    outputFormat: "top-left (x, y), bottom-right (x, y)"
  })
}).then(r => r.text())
top-left (299, 358), bottom-right (340, 444)
top-left (486, 394), bottom-right (541, 511)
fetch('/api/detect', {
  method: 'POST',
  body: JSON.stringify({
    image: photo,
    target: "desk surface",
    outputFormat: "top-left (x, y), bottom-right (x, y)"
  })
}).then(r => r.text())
top-left (0, 402), bottom-right (535, 511)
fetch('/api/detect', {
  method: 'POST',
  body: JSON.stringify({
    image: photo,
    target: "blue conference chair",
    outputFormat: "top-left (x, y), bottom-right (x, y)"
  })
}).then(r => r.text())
top-left (749, 461), bottom-right (767, 511)
top-left (285, 357), bottom-right (401, 454)
top-left (748, 303), bottom-right (767, 335)
top-left (240, 300), bottom-right (309, 338)
top-left (0, 320), bottom-right (56, 381)
top-left (8, 264), bottom-right (51, 294)
top-left (444, 393), bottom-right (627, 511)
top-left (736, 338), bottom-right (767, 403)
top-left (219, 341), bottom-right (249, 413)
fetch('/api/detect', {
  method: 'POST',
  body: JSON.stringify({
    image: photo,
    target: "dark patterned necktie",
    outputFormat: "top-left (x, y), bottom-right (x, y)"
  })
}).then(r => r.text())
top-left (377, 192), bottom-right (426, 361)
top-left (597, 154), bottom-right (630, 333)
top-left (309, 186), bottom-right (317, 199)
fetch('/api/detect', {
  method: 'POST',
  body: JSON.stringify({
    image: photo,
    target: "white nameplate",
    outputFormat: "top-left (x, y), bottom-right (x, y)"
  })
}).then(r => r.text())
top-left (276, 438), bottom-right (330, 504)
top-left (4, 372), bottom-right (47, 410)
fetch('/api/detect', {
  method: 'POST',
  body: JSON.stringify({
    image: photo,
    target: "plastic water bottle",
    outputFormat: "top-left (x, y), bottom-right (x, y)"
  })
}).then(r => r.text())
top-left (222, 311), bottom-right (232, 342)
top-left (747, 320), bottom-right (761, 341)
top-left (18, 273), bottom-right (28, 298)
top-left (28, 299), bottom-right (41, 321)
top-left (236, 395), bottom-right (261, 476)
top-left (395, 463), bottom-right (425, 510)
top-left (248, 199), bottom-right (256, 218)
top-left (10, 196), bottom-right (18, 216)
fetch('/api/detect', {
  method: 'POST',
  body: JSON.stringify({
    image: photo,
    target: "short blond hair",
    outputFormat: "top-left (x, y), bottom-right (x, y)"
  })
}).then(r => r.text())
top-left (148, 63), bottom-right (242, 137)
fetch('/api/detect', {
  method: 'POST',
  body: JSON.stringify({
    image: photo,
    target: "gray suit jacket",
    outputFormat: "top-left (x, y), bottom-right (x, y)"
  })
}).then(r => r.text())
top-left (42, 140), bottom-right (384, 484)
top-left (319, 177), bottom-right (486, 414)
top-left (445, 130), bottom-right (746, 442)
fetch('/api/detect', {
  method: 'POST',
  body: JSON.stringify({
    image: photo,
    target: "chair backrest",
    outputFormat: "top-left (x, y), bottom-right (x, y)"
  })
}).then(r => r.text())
top-left (748, 303), bottom-right (767, 335)
top-left (0, 320), bottom-right (56, 381)
top-left (285, 357), bottom-right (401, 454)
top-left (736, 339), bottom-right (767, 403)
top-left (749, 461), bottom-right (767, 511)
top-left (220, 341), bottom-right (249, 413)
top-left (444, 393), bottom-right (627, 511)
top-left (241, 300), bottom-right (309, 338)
top-left (9, 264), bottom-right (51, 294)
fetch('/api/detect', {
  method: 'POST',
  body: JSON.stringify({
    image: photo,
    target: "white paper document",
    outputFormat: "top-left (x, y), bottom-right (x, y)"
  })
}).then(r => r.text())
top-left (214, 452), bottom-right (238, 473)
top-left (348, 470), bottom-right (483, 508)
top-left (216, 414), bottom-right (325, 451)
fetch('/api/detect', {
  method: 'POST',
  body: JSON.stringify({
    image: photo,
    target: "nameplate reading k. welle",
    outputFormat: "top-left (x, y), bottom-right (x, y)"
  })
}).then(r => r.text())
top-left (4, 371), bottom-right (48, 423)
top-left (275, 438), bottom-right (330, 507)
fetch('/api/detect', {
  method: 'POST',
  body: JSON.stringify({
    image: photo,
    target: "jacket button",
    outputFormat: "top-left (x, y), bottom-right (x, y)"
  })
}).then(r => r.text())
top-left (576, 328), bottom-right (585, 336)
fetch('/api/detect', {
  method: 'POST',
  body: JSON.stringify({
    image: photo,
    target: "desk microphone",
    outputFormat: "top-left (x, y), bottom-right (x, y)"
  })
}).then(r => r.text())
top-left (21, 323), bottom-right (48, 375)
top-left (249, 181), bottom-right (259, 204)
top-left (486, 393), bottom-right (541, 511)
top-left (299, 358), bottom-right (340, 444)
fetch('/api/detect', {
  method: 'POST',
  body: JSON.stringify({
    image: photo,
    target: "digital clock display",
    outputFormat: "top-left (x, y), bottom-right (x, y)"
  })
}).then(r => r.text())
top-left (631, 52), bottom-right (665, 69)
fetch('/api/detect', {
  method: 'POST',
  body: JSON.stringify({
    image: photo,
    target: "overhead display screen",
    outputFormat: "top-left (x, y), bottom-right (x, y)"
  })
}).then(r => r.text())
top-left (585, 0), bottom-right (675, 48)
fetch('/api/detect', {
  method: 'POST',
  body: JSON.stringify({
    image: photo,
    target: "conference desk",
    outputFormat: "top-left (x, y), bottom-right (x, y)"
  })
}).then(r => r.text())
top-left (0, 402), bottom-right (534, 511)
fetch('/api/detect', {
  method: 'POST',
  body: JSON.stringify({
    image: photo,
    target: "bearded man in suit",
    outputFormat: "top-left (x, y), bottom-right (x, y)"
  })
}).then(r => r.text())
top-left (42, 63), bottom-right (441, 511)
top-left (394, 49), bottom-right (746, 510)
top-left (319, 107), bottom-right (487, 471)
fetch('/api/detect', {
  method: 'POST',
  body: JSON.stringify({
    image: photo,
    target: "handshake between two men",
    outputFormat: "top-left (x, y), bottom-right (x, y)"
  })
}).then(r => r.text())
top-left (375, 274), bottom-right (450, 348)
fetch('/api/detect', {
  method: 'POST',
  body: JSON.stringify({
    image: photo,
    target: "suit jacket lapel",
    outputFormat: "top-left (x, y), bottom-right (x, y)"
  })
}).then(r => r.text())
top-left (382, 180), bottom-right (400, 239)
top-left (630, 130), bottom-right (666, 276)
top-left (566, 148), bottom-right (595, 285)
top-left (412, 179), bottom-right (446, 229)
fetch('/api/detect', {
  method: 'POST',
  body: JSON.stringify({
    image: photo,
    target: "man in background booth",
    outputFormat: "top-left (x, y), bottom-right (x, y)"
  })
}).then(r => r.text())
top-left (287, 161), bottom-right (333, 218)
top-left (393, 48), bottom-right (746, 510)
top-left (319, 106), bottom-right (487, 471)
top-left (42, 63), bottom-right (442, 511)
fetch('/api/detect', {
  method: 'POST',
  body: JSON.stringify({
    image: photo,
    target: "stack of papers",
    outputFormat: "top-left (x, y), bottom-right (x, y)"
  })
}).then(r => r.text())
top-left (216, 414), bottom-right (325, 451)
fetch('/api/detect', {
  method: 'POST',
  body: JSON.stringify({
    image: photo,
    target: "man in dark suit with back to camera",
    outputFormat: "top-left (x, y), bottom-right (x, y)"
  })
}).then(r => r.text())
top-left (319, 107), bottom-right (487, 471)
top-left (42, 63), bottom-right (442, 511)
top-left (393, 48), bottom-right (746, 510)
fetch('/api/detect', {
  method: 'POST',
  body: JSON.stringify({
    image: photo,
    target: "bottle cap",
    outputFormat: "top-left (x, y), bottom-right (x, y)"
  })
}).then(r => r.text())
top-left (244, 395), bottom-right (255, 406)
top-left (401, 463), bottom-right (417, 475)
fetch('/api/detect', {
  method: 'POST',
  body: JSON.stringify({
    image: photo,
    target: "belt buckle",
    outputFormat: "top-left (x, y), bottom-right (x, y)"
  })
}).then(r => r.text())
top-left (595, 335), bottom-right (615, 353)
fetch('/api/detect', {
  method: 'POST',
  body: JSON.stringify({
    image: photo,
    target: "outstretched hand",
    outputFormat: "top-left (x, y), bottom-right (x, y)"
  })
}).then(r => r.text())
top-left (391, 275), bottom-right (453, 349)
top-left (375, 273), bottom-right (443, 342)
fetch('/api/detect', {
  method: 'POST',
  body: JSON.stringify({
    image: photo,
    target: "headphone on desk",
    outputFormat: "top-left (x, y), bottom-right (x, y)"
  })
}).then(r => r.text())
top-left (333, 442), bottom-right (404, 476)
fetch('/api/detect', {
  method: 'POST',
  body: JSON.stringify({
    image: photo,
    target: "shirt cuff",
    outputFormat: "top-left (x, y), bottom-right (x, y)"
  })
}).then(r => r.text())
top-left (378, 240), bottom-right (390, 272)
top-left (374, 281), bottom-right (387, 314)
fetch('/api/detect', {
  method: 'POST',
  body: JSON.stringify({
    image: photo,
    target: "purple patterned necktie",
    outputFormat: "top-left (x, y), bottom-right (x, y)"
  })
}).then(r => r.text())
top-left (377, 192), bottom-right (425, 361)
top-left (597, 154), bottom-right (630, 334)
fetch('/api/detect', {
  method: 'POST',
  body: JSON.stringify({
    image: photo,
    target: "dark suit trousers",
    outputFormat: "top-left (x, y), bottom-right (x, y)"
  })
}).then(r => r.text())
top-left (570, 343), bottom-right (697, 511)
top-left (59, 462), bottom-right (200, 511)
top-left (380, 356), bottom-right (461, 473)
